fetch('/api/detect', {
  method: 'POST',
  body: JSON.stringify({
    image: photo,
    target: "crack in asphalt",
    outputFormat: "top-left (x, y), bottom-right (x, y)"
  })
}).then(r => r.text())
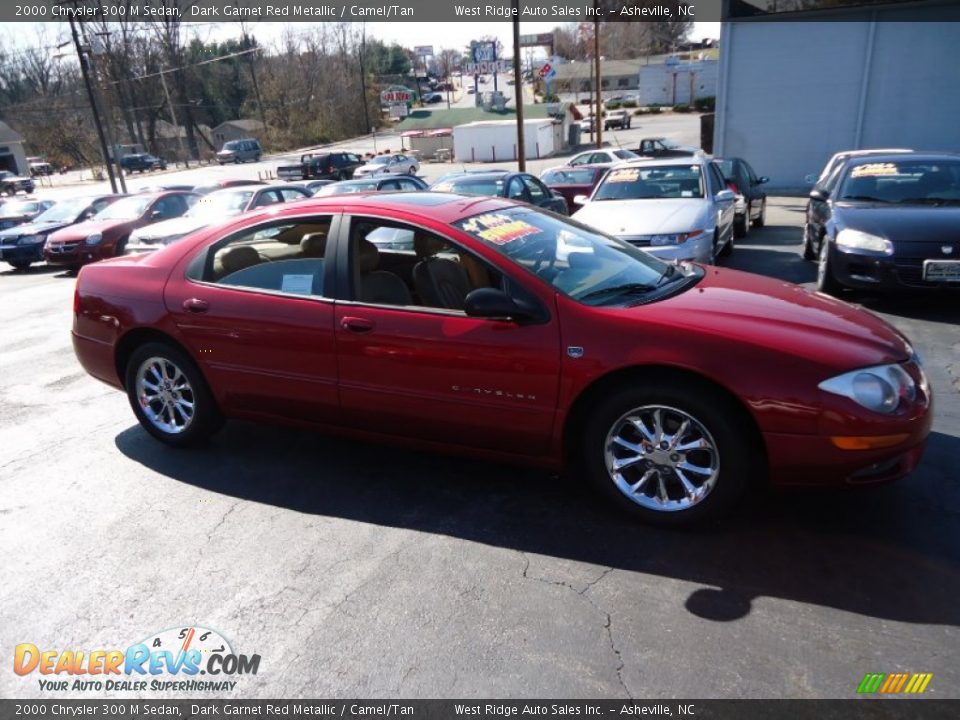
top-left (519, 552), bottom-right (631, 698)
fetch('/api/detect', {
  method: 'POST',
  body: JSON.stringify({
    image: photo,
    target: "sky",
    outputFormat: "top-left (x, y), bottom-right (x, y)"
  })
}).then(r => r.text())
top-left (6, 20), bottom-right (721, 59)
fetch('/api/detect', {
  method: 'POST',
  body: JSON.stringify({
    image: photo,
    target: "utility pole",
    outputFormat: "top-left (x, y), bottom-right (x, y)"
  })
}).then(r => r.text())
top-left (594, 1), bottom-right (603, 149)
top-left (67, 15), bottom-right (118, 193)
top-left (358, 25), bottom-right (371, 135)
top-left (80, 23), bottom-right (127, 193)
top-left (157, 67), bottom-right (188, 167)
top-left (512, 3), bottom-right (525, 171)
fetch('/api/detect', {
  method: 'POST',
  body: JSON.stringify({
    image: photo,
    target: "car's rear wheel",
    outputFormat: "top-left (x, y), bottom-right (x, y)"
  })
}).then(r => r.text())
top-left (9, 260), bottom-right (31, 271)
top-left (816, 239), bottom-right (843, 296)
top-left (582, 381), bottom-right (752, 526)
top-left (125, 342), bottom-right (223, 447)
top-left (752, 199), bottom-right (766, 228)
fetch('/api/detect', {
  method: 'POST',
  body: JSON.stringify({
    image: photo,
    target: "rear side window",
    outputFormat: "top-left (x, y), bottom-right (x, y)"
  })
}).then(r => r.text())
top-left (191, 218), bottom-right (334, 298)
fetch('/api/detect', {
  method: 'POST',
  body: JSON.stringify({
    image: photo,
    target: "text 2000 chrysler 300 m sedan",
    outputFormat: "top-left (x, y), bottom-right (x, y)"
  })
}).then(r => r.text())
top-left (71, 193), bottom-right (932, 526)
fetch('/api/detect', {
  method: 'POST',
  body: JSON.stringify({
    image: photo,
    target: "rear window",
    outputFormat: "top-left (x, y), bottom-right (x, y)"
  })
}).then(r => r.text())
top-left (593, 165), bottom-right (704, 200)
top-left (839, 159), bottom-right (960, 204)
top-left (541, 169), bottom-right (600, 185)
top-left (432, 177), bottom-right (505, 196)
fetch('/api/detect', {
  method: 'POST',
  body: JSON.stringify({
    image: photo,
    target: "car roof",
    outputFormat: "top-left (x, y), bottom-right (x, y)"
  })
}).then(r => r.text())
top-left (841, 151), bottom-right (960, 165)
top-left (240, 191), bottom-right (517, 224)
top-left (618, 156), bottom-right (707, 168)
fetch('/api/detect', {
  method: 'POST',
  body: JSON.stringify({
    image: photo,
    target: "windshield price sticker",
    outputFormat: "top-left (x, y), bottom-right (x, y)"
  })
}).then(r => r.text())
top-left (852, 163), bottom-right (900, 177)
top-left (607, 169), bottom-right (640, 183)
top-left (459, 213), bottom-right (542, 246)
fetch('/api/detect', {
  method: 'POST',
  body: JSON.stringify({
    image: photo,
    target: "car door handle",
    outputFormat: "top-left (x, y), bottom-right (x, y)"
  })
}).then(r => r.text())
top-left (182, 298), bottom-right (209, 314)
top-left (341, 316), bottom-right (375, 333)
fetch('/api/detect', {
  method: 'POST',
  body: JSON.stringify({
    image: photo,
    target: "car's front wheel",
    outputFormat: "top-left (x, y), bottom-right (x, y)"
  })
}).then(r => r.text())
top-left (9, 260), bottom-right (31, 271)
top-left (816, 239), bottom-right (843, 295)
top-left (582, 380), bottom-right (753, 527)
top-left (752, 199), bottom-right (766, 228)
top-left (125, 342), bottom-right (223, 447)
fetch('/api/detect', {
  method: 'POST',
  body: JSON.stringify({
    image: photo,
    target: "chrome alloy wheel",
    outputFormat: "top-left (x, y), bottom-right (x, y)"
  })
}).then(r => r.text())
top-left (135, 356), bottom-right (196, 435)
top-left (604, 405), bottom-right (720, 512)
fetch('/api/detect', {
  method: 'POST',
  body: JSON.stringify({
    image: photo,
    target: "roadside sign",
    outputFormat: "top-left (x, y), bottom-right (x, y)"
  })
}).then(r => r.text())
top-left (415, 46), bottom-right (434, 58)
top-left (539, 63), bottom-right (557, 81)
top-left (389, 104), bottom-right (408, 119)
top-left (380, 86), bottom-right (414, 104)
top-left (466, 60), bottom-right (511, 75)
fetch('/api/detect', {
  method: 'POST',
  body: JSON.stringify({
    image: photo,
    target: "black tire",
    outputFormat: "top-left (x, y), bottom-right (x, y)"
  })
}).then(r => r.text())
top-left (752, 199), bottom-right (766, 228)
top-left (581, 379), bottom-right (755, 527)
top-left (9, 260), bottom-right (31, 271)
top-left (125, 341), bottom-right (224, 447)
top-left (802, 226), bottom-right (817, 261)
top-left (5, 187), bottom-right (15, 196)
top-left (719, 231), bottom-right (734, 258)
top-left (114, 236), bottom-right (128, 257)
top-left (816, 239), bottom-right (843, 296)
top-left (733, 210), bottom-right (748, 239)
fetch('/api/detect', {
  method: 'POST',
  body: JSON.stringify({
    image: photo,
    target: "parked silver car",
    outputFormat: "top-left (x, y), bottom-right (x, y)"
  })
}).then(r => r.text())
top-left (353, 153), bottom-right (420, 177)
top-left (572, 157), bottom-right (737, 264)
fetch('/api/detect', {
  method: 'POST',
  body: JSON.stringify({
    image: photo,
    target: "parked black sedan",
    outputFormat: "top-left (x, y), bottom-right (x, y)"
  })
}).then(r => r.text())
top-left (313, 175), bottom-right (428, 196)
top-left (429, 171), bottom-right (568, 214)
top-left (0, 194), bottom-right (122, 270)
top-left (805, 152), bottom-right (960, 294)
top-left (715, 157), bottom-right (769, 238)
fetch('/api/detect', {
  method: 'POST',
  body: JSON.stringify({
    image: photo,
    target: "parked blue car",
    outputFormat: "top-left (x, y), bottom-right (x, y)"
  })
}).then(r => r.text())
top-left (0, 194), bottom-right (122, 270)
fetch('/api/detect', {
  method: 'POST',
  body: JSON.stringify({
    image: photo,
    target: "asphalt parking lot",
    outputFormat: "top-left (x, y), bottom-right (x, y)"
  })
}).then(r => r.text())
top-left (1, 198), bottom-right (958, 699)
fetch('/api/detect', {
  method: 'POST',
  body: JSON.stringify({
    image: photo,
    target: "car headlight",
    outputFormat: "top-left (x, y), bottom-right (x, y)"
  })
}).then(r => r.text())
top-left (646, 230), bottom-right (705, 246)
top-left (819, 363), bottom-right (916, 414)
top-left (836, 228), bottom-right (893, 256)
top-left (85, 232), bottom-right (102, 245)
top-left (18, 234), bottom-right (43, 245)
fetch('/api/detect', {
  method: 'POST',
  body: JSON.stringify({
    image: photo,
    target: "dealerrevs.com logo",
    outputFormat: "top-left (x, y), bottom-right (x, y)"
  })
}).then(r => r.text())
top-left (14, 626), bottom-right (260, 693)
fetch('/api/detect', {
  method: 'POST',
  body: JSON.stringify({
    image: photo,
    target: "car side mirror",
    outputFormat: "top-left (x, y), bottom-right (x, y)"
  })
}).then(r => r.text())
top-left (809, 188), bottom-right (829, 202)
top-left (573, 194), bottom-right (589, 206)
top-left (757, 176), bottom-right (769, 185)
top-left (714, 189), bottom-right (736, 203)
top-left (149, 210), bottom-right (165, 220)
top-left (464, 288), bottom-right (531, 322)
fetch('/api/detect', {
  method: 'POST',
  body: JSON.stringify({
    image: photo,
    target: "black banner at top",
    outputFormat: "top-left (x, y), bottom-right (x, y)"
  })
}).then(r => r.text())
top-left (3, 0), bottom-right (959, 24)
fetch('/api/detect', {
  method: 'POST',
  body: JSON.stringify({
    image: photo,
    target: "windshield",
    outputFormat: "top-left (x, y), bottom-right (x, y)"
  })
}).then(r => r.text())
top-left (433, 176), bottom-right (504, 196)
top-left (187, 191), bottom-right (254, 217)
top-left (592, 165), bottom-right (704, 201)
top-left (34, 198), bottom-right (90, 223)
top-left (614, 149), bottom-right (639, 160)
top-left (368, 156), bottom-right (390, 165)
top-left (94, 195), bottom-right (152, 220)
top-left (541, 169), bottom-right (600, 185)
top-left (316, 181), bottom-right (379, 195)
top-left (223, 142), bottom-right (241, 151)
top-left (454, 207), bottom-right (694, 307)
top-left (0, 200), bottom-right (40, 217)
top-left (838, 160), bottom-right (960, 204)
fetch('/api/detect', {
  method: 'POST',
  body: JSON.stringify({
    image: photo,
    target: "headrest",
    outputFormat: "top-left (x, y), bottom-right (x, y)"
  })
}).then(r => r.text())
top-left (357, 238), bottom-right (379, 274)
top-left (414, 233), bottom-right (447, 258)
top-left (300, 232), bottom-right (327, 257)
top-left (220, 245), bottom-right (259, 273)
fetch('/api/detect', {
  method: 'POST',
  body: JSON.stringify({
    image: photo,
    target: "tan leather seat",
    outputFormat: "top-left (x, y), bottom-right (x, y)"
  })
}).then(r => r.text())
top-left (215, 245), bottom-right (260, 279)
top-left (355, 238), bottom-right (411, 305)
top-left (300, 232), bottom-right (327, 257)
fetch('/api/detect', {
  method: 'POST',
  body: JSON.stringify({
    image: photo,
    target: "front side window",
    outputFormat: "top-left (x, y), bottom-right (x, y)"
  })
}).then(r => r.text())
top-left (541, 168), bottom-right (599, 185)
top-left (349, 218), bottom-right (501, 311)
top-left (193, 218), bottom-right (333, 298)
top-left (453, 207), bottom-right (698, 307)
top-left (592, 165), bottom-right (704, 201)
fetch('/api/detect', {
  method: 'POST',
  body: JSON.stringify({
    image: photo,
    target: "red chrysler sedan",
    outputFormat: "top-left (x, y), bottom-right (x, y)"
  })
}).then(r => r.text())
top-left (44, 191), bottom-right (198, 270)
top-left (71, 193), bottom-right (932, 526)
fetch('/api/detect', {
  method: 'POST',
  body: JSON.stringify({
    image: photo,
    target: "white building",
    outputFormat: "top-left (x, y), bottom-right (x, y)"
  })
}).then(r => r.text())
top-left (453, 119), bottom-right (556, 163)
top-left (638, 59), bottom-right (718, 106)
top-left (714, 1), bottom-right (960, 193)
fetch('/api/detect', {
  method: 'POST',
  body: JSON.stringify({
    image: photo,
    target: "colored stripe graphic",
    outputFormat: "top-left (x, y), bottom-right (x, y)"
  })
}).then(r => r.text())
top-left (858, 672), bottom-right (932, 694)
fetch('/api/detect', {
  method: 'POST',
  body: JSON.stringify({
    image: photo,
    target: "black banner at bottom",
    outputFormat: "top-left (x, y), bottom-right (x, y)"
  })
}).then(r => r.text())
top-left (2, 700), bottom-right (959, 720)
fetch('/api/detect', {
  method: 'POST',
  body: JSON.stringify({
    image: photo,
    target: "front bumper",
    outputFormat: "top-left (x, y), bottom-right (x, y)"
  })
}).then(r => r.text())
top-left (623, 235), bottom-right (713, 264)
top-left (43, 241), bottom-right (106, 266)
top-left (0, 241), bottom-right (43, 264)
top-left (830, 243), bottom-right (960, 290)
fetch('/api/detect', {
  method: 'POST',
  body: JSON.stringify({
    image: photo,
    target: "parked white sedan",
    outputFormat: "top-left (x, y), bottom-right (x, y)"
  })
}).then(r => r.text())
top-left (571, 157), bottom-right (737, 264)
top-left (353, 154), bottom-right (420, 177)
top-left (567, 147), bottom-right (640, 167)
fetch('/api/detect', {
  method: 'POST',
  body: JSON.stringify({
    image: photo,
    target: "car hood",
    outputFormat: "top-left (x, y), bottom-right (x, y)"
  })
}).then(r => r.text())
top-left (132, 216), bottom-right (208, 242)
top-left (47, 218), bottom-right (135, 242)
top-left (625, 266), bottom-right (910, 370)
top-left (835, 203), bottom-right (960, 243)
top-left (0, 220), bottom-right (68, 240)
top-left (353, 166), bottom-right (384, 176)
top-left (573, 198), bottom-right (709, 235)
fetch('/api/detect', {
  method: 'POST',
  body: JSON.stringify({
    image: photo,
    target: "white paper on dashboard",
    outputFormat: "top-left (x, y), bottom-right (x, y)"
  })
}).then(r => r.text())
top-left (281, 274), bottom-right (313, 295)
